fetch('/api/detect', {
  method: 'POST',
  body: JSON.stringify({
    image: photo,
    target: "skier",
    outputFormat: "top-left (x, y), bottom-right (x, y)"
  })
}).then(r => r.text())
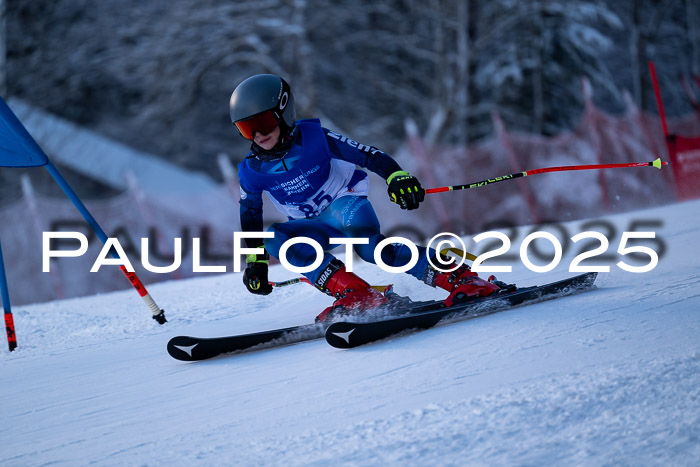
top-left (230, 74), bottom-right (509, 321)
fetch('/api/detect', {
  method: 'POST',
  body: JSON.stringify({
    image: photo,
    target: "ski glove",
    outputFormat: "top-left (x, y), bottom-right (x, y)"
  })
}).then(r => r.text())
top-left (243, 253), bottom-right (273, 295)
top-left (387, 170), bottom-right (425, 210)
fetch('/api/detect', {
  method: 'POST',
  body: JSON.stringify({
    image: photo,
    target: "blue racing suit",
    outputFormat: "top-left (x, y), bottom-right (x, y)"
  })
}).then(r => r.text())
top-left (238, 119), bottom-right (431, 285)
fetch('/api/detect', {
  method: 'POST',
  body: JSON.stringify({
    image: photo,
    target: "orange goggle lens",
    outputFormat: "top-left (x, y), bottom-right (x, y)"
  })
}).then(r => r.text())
top-left (234, 110), bottom-right (279, 140)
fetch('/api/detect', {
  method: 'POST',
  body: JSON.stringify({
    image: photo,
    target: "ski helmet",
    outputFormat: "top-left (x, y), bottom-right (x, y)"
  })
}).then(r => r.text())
top-left (229, 74), bottom-right (296, 140)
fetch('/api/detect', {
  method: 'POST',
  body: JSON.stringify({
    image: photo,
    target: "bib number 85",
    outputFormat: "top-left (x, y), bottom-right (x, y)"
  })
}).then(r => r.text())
top-left (298, 190), bottom-right (333, 218)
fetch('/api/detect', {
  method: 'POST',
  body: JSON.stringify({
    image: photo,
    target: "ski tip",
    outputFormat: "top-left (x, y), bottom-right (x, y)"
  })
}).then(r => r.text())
top-left (325, 322), bottom-right (358, 349)
top-left (561, 272), bottom-right (597, 291)
top-left (580, 271), bottom-right (598, 287)
top-left (167, 336), bottom-right (200, 361)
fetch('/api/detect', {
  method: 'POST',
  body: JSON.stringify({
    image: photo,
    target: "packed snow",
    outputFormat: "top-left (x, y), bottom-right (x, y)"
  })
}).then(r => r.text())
top-left (1, 199), bottom-right (699, 466)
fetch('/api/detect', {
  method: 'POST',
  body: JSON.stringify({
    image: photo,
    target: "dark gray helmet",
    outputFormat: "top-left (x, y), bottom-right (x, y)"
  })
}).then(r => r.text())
top-left (229, 74), bottom-right (296, 139)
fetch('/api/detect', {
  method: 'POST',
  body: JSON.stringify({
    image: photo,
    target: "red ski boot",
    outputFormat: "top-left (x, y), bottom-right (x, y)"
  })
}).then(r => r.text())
top-left (425, 263), bottom-right (504, 307)
top-left (314, 260), bottom-right (389, 322)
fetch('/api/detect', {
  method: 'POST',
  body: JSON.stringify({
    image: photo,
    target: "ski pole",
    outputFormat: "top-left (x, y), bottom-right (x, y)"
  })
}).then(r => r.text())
top-left (270, 277), bottom-right (312, 288)
top-left (426, 158), bottom-right (669, 194)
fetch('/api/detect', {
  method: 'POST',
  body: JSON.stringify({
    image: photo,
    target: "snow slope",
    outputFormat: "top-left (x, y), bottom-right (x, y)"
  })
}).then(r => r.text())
top-left (2, 200), bottom-right (699, 466)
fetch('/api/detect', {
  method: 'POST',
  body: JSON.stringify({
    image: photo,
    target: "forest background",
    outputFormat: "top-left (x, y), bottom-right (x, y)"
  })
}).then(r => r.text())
top-left (3, 0), bottom-right (698, 185)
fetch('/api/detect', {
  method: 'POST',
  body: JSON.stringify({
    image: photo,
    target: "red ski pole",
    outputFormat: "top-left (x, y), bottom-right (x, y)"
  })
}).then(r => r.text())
top-left (426, 158), bottom-right (669, 194)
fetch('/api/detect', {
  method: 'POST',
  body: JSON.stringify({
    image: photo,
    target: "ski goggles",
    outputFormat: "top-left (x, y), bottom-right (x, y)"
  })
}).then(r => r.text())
top-left (234, 109), bottom-right (279, 140)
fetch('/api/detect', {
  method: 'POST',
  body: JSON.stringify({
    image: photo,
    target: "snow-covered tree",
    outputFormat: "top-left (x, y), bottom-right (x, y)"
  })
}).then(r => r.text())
top-left (4, 0), bottom-right (696, 183)
top-left (472, 0), bottom-right (623, 135)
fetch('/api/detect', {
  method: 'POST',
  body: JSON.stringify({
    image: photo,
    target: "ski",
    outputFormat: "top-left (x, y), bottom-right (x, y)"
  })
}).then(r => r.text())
top-left (325, 272), bottom-right (598, 349)
top-left (167, 292), bottom-right (462, 361)
top-left (167, 323), bottom-right (326, 361)
top-left (168, 272), bottom-right (597, 360)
